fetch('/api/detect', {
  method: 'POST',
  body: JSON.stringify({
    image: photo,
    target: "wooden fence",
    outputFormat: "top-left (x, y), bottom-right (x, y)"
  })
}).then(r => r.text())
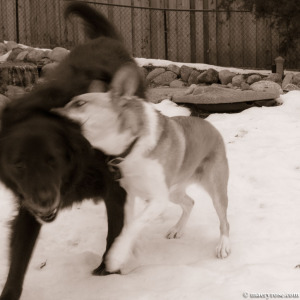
top-left (0, 0), bottom-right (299, 69)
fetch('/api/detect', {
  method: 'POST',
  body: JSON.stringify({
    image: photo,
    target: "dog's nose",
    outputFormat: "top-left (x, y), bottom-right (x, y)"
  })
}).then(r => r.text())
top-left (36, 189), bottom-right (57, 207)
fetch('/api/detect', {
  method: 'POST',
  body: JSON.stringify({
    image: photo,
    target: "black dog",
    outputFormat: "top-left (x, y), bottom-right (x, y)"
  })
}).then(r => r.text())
top-left (0, 2), bottom-right (145, 300)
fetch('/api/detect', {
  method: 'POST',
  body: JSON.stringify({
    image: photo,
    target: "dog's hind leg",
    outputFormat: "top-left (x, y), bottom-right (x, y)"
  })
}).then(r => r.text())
top-left (199, 156), bottom-right (231, 259)
top-left (166, 189), bottom-right (194, 239)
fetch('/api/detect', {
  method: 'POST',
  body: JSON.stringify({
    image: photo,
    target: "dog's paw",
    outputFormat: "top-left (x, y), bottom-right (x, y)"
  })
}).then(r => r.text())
top-left (216, 235), bottom-right (231, 259)
top-left (166, 226), bottom-right (184, 239)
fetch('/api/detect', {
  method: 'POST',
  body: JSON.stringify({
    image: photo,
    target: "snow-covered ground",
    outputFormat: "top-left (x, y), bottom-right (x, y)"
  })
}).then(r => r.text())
top-left (1, 88), bottom-right (300, 299)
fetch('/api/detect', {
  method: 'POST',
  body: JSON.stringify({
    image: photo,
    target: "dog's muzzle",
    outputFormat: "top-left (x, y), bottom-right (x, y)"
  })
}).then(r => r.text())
top-left (35, 208), bottom-right (58, 223)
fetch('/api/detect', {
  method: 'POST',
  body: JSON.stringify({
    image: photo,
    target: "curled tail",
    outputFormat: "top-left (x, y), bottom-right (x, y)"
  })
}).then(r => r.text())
top-left (64, 1), bottom-right (122, 41)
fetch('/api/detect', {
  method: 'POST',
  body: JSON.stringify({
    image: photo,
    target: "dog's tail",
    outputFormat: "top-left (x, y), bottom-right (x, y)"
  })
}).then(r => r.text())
top-left (64, 1), bottom-right (122, 41)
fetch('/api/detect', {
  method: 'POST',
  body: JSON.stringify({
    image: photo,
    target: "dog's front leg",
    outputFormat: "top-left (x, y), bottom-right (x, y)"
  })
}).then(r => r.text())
top-left (105, 193), bottom-right (168, 273)
top-left (0, 207), bottom-right (41, 300)
top-left (92, 180), bottom-right (126, 276)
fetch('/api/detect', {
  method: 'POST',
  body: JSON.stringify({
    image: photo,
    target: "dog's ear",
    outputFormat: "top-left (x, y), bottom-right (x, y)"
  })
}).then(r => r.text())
top-left (88, 80), bottom-right (108, 93)
top-left (110, 63), bottom-right (143, 97)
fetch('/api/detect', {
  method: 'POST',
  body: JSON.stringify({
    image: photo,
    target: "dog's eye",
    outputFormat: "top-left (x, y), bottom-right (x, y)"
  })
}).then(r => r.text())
top-left (73, 100), bottom-right (86, 107)
top-left (13, 161), bottom-right (26, 170)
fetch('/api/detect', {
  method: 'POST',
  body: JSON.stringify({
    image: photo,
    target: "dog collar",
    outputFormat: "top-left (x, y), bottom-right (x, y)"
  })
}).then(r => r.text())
top-left (107, 137), bottom-right (139, 180)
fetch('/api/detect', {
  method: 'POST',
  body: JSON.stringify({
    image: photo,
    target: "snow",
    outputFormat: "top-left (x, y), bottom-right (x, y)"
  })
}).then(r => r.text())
top-left (1, 88), bottom-right (300, 299)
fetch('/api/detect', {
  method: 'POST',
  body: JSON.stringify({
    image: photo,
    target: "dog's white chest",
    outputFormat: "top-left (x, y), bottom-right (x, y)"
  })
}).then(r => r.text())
top-left (119, 157), bottom-right (166, 199)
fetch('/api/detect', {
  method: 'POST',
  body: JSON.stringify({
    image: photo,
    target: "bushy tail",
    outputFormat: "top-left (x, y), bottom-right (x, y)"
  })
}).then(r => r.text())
top-left (64, 1), bottom-right (121, 41)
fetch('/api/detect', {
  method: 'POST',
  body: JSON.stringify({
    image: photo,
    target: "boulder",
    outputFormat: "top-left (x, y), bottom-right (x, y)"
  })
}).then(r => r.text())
top-left (167, 64), bottom-right (180, 75)
top-left (5, 41), bottom-right (19, 51)
top-left (15, 50), bottom-right (29, 61)
top-left (170, 79), bottom-right (186, 88)
top-left (197, 68), bottom-right (219, 84)
top-left (232, 74), bottom-right (245, 87)
top-left (47, 47), bottom-right (69, 62)
top-left (292, 73), bottom-right (300, 86)
top-left (41, 62), bottom-right (59, 78)
top-left (0, 43), bottom-right (7, 56)
top-left (180, 65), bottom-right (193, 82)
top-left (246, 74), bottom-right (261, 85)
top-left (219, 70), bottom-right (236, 85)
top-left (265, 73), bottom-right (282, 83)
top-left (152, 71), bottom-right (177, 86)
top-left (241, 82), bottom-right (251, 90)
top-left (7, 48), bottom-right (24, 61)
top-left (282, 73), bottom-right (294, 90)
top-left (26, 49), bottom-right (47, 63)
top-left (146, 68), bottom-right (165, 82)
top-left (140, 67), bottom-right (148, 79)
top-left (283, 83), bottom-right (300, 92)
top-left (188, 70), bottom-right (201, 85)
top-left (250, 80), bottom-right (282, 97)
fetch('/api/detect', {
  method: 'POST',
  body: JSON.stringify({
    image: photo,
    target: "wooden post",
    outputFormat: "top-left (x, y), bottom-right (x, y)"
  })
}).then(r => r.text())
top-left (275, 56), bottom-right (285, 78)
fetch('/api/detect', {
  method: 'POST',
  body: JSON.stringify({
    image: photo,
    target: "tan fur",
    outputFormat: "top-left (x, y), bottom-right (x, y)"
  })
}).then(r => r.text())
top-left (58, 93), bottom-right (231, 273)
top-left (56, 66), bottom-right (231, 273)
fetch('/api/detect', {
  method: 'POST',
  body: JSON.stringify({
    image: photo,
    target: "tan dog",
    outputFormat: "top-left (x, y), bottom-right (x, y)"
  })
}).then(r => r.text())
top-left (57, 66), bottom-right (231, 273)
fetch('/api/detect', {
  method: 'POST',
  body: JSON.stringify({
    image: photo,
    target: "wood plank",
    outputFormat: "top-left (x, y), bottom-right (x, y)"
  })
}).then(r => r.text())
top-left (194, 0), bottom-right (204, 63)
top-left (243, 12), bottom-right (256, 68)
top-left (150, 0), bottom-right (165, 59)
top-left (175, 0), bottom-right (191, 62)
top-left (132, 0), bottom-right (151, 58)
top-left (166, 1), bottom-right (178, 61)
top-left (207, 0), bottom-right (217, 65)
top-left (216, 10), bottom-right (230, 67)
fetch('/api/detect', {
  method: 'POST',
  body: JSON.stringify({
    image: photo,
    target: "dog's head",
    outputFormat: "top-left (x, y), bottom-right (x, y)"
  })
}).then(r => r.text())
top-left (0, 112), bottom-right (92, 223)
top-left (56, 64), bottom-right (146, 156)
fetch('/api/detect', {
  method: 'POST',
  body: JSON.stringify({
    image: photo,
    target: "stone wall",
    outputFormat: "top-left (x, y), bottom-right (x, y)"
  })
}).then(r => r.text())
top-left (1, 41), bottom-right (300, 100)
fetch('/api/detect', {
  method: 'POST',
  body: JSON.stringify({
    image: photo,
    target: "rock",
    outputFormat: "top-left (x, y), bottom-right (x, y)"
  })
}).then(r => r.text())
top-left (250, 80), bottom-right (282, 97)
top-left (167, 64), bottom-right (180, 75)
top-left (41, 62), bottom-right (59, 78)
top-left (219, 70), bottom-right (236, 85)
top-left (292, 73), bottom-right (300, 86)
top-left (283, 83), bottom-right (300, 92)
top-left (152, 71), bottom-right (177, 86)
top-left (0, 43), bottom-right (7, 56)
top-left (246, 74), bottom-right (261, 85)
top-left (141, 67), bottom-right (148, 79)
top-left (282, 73), bottom-right (294, 90)
top-left (47, 47), bottom-right (69, 62)
top-left (265, 73), bottom-right (282, 83)
top-left (188, 70), bottom-right (201, 85)
top-left (7, 48), bottom-right (24, 61)
top-left (146, 68), bottom-right (165, 82)
top-left (180, 65), bottom-right (193, 82)
top-left (170, 79), bottom-right (186, 88)
top-left (173, 86), bottom-right (278, 105)
top-left (5, 85), bottom-right (26, 99)
top-left (5, 41), bottom-right (19, 51)
top-left (26, 49), bottom-right (47, 63)
top-left (241, 82), bottom-right (251, 90)
top-left (184, 84), bottom-right (197, 95)
top-left (197, 68), bottom-right (219, 84)
top-left (15, 50), bottom-right (29, 61)
top-left (232, 74), bottom-right (245, 87)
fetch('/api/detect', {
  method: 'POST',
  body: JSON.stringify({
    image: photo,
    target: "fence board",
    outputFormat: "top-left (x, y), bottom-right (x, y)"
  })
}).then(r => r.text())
top-left (176, 0), bottom-right (191, 62)
top-left (207, 0), bottom-right (217, 65)
top-left (216, 11), bottom-right (230, 67)
top-left (166, 1), bottom-right (178, 61)
top-left (150, 0), bottom-right (165, 59)
top-left (194, 0), bottom-right (204, 63)
top-left (243, 12), bottom-right (256, 68)
top-left (132, 0), bottom-right (151, 58)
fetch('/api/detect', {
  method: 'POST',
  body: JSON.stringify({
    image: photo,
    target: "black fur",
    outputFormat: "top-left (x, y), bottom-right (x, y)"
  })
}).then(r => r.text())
top-left (0, 2), bottom-right (145, 299)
